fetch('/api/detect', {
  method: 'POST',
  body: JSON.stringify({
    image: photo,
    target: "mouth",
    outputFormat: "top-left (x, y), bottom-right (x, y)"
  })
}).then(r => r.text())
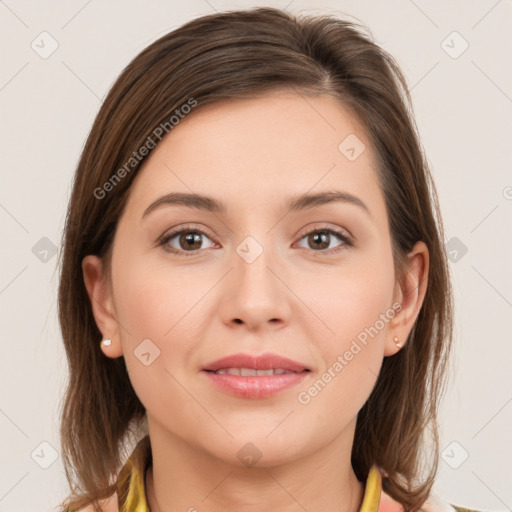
top-left (201, 368), bottom-right (311, 399)
top-left (201, 352), bottom-right (311, 398)
top-left (201, 352), bottom-right (310, 374)
top-left (203, 368), bottom-right (311, 376)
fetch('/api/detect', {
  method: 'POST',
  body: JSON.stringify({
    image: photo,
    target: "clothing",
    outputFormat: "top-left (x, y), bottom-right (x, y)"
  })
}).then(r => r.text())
top-left (113, 435), bottom-right (477, 512)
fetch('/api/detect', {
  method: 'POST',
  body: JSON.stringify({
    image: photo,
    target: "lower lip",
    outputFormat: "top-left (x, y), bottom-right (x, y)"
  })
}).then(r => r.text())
top-left (202, 370), bottom-right (309, 399)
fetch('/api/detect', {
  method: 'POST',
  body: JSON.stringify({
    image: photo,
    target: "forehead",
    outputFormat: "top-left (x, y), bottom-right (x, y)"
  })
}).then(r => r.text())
top-left (123, 91), bottom-right (383, 219)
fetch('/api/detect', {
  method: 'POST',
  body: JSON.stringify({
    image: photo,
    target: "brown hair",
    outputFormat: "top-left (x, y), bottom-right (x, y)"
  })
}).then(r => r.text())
top-left (58, 7), bottom-right (453, 511)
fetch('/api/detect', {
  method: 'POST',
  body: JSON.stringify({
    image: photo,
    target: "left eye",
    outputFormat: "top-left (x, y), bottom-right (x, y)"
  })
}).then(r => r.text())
top-left (295, 228), bottom-right (350, 252)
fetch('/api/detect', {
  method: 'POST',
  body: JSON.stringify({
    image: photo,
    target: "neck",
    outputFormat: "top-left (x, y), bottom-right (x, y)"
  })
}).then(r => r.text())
top-left (145, 417), bottom-right (365, 512)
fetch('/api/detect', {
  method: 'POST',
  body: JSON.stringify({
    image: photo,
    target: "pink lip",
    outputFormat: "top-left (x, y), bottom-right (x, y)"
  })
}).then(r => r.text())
top-left (201, 352), bottom-right (309, 373)
top-left (201, 352), bottom-right (310, 399)
top-left (202, 371), bottom-right (309, 399)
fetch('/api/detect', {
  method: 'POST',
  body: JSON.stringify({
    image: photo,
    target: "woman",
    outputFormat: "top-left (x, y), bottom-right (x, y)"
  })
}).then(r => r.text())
top-left (58, 7), bottom-right (475, 512)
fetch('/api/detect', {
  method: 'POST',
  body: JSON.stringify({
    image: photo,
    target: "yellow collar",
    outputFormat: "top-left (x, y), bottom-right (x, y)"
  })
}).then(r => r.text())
top-left (360, 465), bottom-right (382, 512)
top-left (116, 436), bottom-right (383, 512)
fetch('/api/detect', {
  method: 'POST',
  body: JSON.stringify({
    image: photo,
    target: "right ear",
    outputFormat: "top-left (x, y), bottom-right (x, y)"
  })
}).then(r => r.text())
top-left (82, 255), bottom-right (123, 358)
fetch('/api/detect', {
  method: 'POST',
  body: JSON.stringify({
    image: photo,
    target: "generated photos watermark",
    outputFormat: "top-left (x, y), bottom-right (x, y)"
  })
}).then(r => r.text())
top-left (93, 97), bottom-right (198, 200)
top-left (297, 301), bottom-right (403, 405)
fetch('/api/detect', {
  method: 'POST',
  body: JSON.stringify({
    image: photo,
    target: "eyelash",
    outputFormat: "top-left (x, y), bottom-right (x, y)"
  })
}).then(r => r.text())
top-left (158, 224), bottom-right (353, 257)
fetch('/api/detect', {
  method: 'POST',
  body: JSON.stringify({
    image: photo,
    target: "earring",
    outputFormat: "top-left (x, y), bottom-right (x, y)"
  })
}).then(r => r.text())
top-left (393, 336), bottom-right (402, 348)
top-left (101, 339), bottom-right (112, 347)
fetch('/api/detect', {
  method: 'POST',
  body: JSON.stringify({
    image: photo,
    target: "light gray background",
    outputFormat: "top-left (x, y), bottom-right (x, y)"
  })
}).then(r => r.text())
top-left (0, 1), bottom-right (511, 511)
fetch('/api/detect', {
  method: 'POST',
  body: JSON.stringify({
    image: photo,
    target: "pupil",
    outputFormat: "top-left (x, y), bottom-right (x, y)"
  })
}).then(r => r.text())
top-left (310, 232), bottom-right (329, 249)
top-left (182, 232), bottom-right (201, 249)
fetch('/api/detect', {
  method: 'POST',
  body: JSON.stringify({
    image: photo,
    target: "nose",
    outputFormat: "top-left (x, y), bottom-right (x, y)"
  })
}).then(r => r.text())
top-left (218, 239), bottom-right (292, 332)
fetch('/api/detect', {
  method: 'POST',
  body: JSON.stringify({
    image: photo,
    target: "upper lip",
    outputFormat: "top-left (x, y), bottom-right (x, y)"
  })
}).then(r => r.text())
top-left (202, 352), bottom-right (310, 373)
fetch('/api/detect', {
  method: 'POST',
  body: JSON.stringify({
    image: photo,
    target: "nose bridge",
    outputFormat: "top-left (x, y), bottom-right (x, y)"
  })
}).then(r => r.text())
top-left (222, 228), bottom-right (290, 329)
top-left (235, 232), bottom-right (279, 299)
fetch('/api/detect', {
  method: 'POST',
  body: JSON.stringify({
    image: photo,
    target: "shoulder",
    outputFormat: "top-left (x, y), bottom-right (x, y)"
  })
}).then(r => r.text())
top-left (72, 492), bottom-right (118, 512)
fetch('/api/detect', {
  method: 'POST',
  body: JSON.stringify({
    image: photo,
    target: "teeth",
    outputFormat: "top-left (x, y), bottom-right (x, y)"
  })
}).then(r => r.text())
top-left (241, 368), bottom-right (259, 376)
top-left (213, 368), bottom-right (294, 376)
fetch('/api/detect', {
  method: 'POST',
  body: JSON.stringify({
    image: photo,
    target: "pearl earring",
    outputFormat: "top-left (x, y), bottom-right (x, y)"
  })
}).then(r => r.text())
top-left (393, 336), bottom-right (402, 348)
top-left (101, 339), bottom-right (112, 347)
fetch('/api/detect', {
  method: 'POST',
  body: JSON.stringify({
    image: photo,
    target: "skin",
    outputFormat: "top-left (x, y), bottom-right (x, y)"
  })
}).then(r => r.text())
top-left (83, 90), bottom-right (428, 512)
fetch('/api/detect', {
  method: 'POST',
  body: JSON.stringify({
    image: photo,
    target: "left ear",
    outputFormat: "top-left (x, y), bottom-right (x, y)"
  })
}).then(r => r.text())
top-left (384, 240), bottom-right (429, 356)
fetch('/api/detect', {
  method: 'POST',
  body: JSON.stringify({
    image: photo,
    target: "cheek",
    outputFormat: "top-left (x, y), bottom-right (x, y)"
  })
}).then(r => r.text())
top-left (112, 247), bottom-right (201, 341)
top-left (301, 253), bottom-right (395, 349)
top-left (110, 250), bottom-right (213, 409)
top-left (115, 273), bottom-right (173, 340)
top-left (294, 253), bottom-right (395, 411)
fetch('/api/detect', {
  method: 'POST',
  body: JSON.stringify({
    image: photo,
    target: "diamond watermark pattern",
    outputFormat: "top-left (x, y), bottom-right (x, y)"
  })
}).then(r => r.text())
top-left (31, 31), bottom-right (59, 59)
top-left (32, 237), bottom-right (58, 263)
top-left (441, 31), bottom-right (469, 59)
top-left (134, 338), bottom-right (161, 366)
top-left (441, 441), bottom-right (469, 469)
top-left (446, 237), bottom-right (468, 263)
top-left (338, 134), bottom-right (366, 162)
top-left (236, 236), bottom-right (263, 264)
top-left (237, 442), bottom-right (263, 468)
top-left (31, 441), bottom-right (59, 469)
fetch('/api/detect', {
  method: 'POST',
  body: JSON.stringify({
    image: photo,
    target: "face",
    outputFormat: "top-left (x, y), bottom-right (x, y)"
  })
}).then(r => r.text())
top-left (85, 90), bottom-right (426, 467)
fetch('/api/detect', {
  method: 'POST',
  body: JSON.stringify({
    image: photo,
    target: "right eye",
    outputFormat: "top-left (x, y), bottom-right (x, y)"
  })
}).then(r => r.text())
top-left (159, 226), bottom-right (217, 256)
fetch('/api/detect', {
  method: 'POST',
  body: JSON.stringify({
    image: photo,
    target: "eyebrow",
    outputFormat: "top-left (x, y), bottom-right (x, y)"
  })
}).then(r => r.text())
top-left (141, 190), bottom-right (370, 220)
